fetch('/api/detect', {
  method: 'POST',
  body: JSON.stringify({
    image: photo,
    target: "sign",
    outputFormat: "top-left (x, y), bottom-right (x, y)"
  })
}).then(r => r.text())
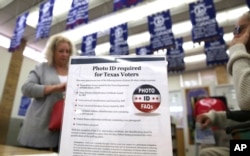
top-left (109, 23), bottom-right (129, 55)
top-left (81, 32), bottom-right (97, 56)
top-left (113, 0), bottom-right (143, 11)
top-left (189, 0), bottom-right (220, 43)
top-left (9, 12), bottom-right (29, 52)
top-left (18, 96), bottom-right (31, 116)
top-left (204, 37), bottom-right (229, 66)
top-left (148, 10), bottom-right (175, 51)
top-left (166, 38), bottom-right (185, 73)
top-left (66, 0), bottom-right (89, 29)
top-left (59, 56), bottom-right (172, 156)
top-left (135, 45), bottom-right (153, 55)
top-left (36, 0), bottom-right (55, 39)
top-left (204, 27), bottom-right (228, 66)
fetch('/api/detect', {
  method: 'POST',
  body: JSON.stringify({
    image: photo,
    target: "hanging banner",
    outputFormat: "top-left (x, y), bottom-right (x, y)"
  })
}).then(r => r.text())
top-left (81, 33), bottom-right (97, 56)
top-left (113, 0), bottom-right (144, 11)
top-left (204, 28), bottom-right (228, 66)
top-left (135, 45), bottom-right (153, 55)
top-left (35, 0), bottom-right (55, 40)
top-left (166, 38), bottom-right (185, 73)
top-left (18, 96), bottom-right (31, 116)
top-left (113, 0), bottom-right (125, 11)
top-left (66, 0), bottom-right (89, 30)
top-left (109, 23), bottom-right (129, 55)
top-left (124, 0), bottom-right (144, 8)
top-left (148, 10), bottom-right (175, 51)
top-left (59, 55), bottom-right (173, 156)
top-left (189, 0), bottom-right (220, 43)
top-left (9, 12), bottom-right (29, 52)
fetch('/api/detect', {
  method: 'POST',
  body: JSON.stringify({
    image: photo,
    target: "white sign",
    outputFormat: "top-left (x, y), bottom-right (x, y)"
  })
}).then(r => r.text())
top-left (59, 56), bottom-right (172, 156)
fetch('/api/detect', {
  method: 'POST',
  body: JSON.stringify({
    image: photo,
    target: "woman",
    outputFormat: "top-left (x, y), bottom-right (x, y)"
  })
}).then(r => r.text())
top-left (18, 35), bottom-right (75, 151)
top-left (227, 10), bottom-right (250, 111)
top-left (196, 11), bottom-right (250, 156)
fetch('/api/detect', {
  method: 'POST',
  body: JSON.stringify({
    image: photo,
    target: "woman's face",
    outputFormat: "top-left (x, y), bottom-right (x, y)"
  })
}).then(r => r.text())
top-left (234, 15), bottom-right (249, 36)
top-left (54, 41), bottom-right (71, 66)
top-left (234, 14), bottom-right (250, 49)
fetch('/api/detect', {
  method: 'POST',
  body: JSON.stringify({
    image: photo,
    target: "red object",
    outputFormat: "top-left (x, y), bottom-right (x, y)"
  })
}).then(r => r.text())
top-left (194, 97), bottom-right (226, 130)
top-left (48, 99), bottom-right (64, 131)
top-left (194, 97), bottom-right (226, 117)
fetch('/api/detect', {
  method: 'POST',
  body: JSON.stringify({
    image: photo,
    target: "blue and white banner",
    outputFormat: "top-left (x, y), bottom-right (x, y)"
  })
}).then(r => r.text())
top-left (81, 33), bottom-right (97, 56)
top-left (204, 34), bottom-right (228, 66)
top-left (135, 45), bottom-right (153, 55)
top-left (9, 12), bottom-right (29, 52)
top-left (36, 0), bottom-right (55, 40)
top-left (18, 96), bottom-right (31, 116)
top-left (167, 38), bottom-right (185, 72)
top-left (189, 0), bottom-right (220, 43)
top-left (148, 10), bottom-right (175, 51)
top-left (113, 0), bottom-right (125, 11)
top-left (124, 0), bottom-right (143, 8)
top-left (113, 0), bottom-right (143, 11)
top-left (66, 0), bottom-right (89, 30)
top-left (109, 23), bottom-right (129, 55)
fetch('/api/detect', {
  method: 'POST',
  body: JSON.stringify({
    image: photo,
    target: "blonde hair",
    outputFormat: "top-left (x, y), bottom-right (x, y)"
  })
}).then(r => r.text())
top-left (44, 35), bottom-right (75, 66)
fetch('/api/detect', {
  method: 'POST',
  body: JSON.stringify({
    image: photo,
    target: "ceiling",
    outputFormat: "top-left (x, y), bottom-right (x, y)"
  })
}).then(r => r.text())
top-left (0, 0), bottom-right (248, 66)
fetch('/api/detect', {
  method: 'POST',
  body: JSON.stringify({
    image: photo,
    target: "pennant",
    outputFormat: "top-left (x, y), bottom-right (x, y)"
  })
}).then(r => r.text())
top-left (66, 0), bottom-right (89, 30)
top-left (124, 0), bottom-right (144, 8)
top-left (148, 10), bottom-right (175, 51)
top-left (113, 0), bottom-right (125, 11)
top-left (109, 23), bottom-right (129, 55)
top-left (81, 33), bottom-right (97, 56)
top-left (18, 96), bottom-right (31, 116)
top-left (113, 0), bottom-right (144, 11)
top-left (36, 0), bottom-right (55, 40)
top-left (167, 38), bottom-right (185, 73)
top-left (189, 0), bottom-right (220, 43)
top-left (9, 12), bottom-right (29, 52)
top-left (204, 28), bottom-right (228, 66)
top-left (135, 45), bottom-right (153, 55)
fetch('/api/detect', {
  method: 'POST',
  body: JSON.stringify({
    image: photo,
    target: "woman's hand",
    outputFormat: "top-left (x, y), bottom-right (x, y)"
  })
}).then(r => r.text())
top-left (44, 82), bottom-right (67, 95)
top-left (230, 25), bottom-right (250, 47)
top-left (55, 82), bottom-right (67, 92)
top-left (196, 114), bottom-right (212, 130)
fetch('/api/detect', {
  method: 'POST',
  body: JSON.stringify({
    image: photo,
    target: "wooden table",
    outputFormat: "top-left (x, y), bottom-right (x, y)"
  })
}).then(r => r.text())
top-left (0, 144), bottom-right (58, 156)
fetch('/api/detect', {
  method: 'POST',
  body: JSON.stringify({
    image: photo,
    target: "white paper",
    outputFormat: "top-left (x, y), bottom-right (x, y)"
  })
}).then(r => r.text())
top-left (195, 123), bottom-right (216, 145)
top-left (59, 56), bottom-right (172, 156)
